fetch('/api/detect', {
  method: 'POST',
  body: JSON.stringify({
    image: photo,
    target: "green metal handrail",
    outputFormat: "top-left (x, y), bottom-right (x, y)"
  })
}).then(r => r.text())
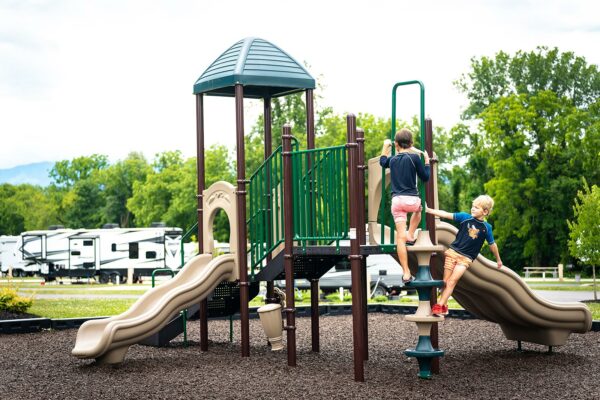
top-left (180, 222), bottom-right (199, 267)
top-left (247, 140), bottom-right (298, 275)
top-left (378, 81), bottom-right (427, 247)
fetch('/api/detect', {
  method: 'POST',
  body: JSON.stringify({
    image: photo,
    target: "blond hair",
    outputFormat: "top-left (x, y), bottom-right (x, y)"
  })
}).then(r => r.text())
top-left (473, 195), bottom-right (494, 212)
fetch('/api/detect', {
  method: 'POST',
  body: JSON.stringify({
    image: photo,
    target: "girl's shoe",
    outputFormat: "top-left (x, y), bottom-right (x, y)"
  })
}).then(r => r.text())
top-left (402, 275), bottom-right (415, 284)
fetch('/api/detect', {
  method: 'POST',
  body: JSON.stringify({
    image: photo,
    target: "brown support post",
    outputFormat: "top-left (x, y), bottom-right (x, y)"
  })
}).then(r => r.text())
top-left (306, 89), bottom-right (315, 149)
top-left (356, 127), bottom-right (368, 360)
top-left (425, 118), bottom-right (440, 373)
top-left (195, 94), bottom-right (209, 351)
top-left (306, 89), bottom-right (320, 352)
top-left (264, 96), bottom-right (277, 305)
top-left (282, 125), bottom-right (297, 367)
top-left (235, 84), bottom-right (250, 357)
top-left (347, 114), bottom-right (365, 382)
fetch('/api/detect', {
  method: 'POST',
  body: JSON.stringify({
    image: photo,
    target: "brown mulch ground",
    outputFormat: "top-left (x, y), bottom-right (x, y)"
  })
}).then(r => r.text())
top-left (0, 311), bottom-right (40, 320)
top-left (1, 314), bottom-right (598, 400)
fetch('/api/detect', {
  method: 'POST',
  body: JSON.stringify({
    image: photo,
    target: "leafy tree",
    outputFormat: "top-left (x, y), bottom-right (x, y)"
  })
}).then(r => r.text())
top-left (127, 146), bottom-right (234, 241)
top-left (0, 184), bottom-right (58, 234)
top-left (0, 185), bottom-right (25, 235)
top-left (455, 46), bottom-right (600, 119)
top-left (100, 152), bottom-right (151, 227)
top-left (568, 180), bottom-right (600, 300)
top-left (451, 47), bottom-right (600, 268)
top-left (49, 154), bottom-right (109, 188)
top-left (59, 178), bottom-right (105, 228)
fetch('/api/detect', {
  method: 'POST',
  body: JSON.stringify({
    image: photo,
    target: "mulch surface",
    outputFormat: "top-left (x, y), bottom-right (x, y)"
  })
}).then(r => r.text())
top-left (0, 311), bottom-right (40, 320)
top-left (1, 314), bottom-right (598, 400)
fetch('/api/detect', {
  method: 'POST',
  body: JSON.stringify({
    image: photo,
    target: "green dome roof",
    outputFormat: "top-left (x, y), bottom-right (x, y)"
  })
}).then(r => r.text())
top-left (193, 37), bottom-right (315, 98)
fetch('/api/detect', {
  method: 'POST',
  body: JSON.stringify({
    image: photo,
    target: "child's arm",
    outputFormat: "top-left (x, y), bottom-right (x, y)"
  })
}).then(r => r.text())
top-left (489, 243), bottom-right (503, 268)
top-left (381, 139), bottom-right (392, 157)
top-left (425, 206), bottom-right (454, 220)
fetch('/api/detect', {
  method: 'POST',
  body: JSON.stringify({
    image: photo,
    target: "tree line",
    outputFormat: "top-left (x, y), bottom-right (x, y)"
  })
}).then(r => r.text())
top-left (1, 47), bottom-right (598, 272)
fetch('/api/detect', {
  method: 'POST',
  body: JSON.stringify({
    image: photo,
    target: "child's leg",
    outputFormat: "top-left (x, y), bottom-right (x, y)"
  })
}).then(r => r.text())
top-left (394, 221), bottom-right (412, 280)
top-left (438, 264), bottom-right (467, 306)
top-left (407, 210), bottom-right (422, 241)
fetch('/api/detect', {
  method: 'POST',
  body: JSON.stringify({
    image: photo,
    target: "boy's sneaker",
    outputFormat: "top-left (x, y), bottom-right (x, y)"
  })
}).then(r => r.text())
top-left (431, 304), bottom-right (448, 316)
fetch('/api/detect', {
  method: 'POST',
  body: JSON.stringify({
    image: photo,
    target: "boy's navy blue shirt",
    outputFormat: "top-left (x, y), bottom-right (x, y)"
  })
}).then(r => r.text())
top-left (379, 153), bottom-right (430, 197)
top-left (450, 212), bottom-right (495, 260)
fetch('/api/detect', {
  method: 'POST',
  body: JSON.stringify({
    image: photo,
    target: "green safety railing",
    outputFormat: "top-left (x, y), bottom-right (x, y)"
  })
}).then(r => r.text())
top-left (247, 139), bottom-right (298, 274)
top-left (180, 222), bottom-right (199, 267)
top-left (247, 141), bottom-right (349, 273)
top-left (377, 80), bottom-right (427, 250)
top-left (291, 145), bottom-right (349, 249)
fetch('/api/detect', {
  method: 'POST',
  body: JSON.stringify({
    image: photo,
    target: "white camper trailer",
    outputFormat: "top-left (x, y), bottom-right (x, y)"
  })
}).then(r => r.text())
top-left (1, 235), bottom-right (36, 277)
top-left (16, 226), bottom-right (191, 283)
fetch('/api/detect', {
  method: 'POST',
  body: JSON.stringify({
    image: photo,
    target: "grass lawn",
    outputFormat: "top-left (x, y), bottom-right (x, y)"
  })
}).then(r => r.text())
top-left (28, 299), bottom-right (137, 319)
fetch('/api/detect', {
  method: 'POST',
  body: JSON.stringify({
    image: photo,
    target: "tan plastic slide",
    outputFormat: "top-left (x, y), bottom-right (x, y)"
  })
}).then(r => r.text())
top-left (72, 253), bottom-right (237, 364)
top-left (432, 221), bottom-right (592, 346)
top-left (366, 154), bottom-right (592, 346)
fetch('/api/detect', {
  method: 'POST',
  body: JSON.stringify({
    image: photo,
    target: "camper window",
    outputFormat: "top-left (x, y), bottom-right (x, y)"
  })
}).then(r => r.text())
top-left (129, 243), bottom-right (139, 259)
top-left (83, 240), bottom-right (94, 246)
top-left (145, 251), bottom-right (157, 259)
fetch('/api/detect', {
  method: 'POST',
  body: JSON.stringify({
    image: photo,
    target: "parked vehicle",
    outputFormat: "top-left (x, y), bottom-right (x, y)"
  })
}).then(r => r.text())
top-left (2, 225), bottom-right (194, 283)
top-left (277, 254), bottom-right (411, 298)
top-left (1, 235), bottom-right (34, 277)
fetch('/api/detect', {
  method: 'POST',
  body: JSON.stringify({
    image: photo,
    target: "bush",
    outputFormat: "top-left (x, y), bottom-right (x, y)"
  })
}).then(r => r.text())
top-left (0, 287), bottom-right (33, 314)
top-left (324, 292), bottom-right (352, 302)
top-left (372, 295), bottom-right (388, 303)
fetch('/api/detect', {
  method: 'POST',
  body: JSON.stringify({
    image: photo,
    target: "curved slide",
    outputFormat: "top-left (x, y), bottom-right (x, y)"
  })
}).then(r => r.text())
top-left (72, 253), bottom-right (236, 364)
top-left (430, 221), bottom-right (592, 346)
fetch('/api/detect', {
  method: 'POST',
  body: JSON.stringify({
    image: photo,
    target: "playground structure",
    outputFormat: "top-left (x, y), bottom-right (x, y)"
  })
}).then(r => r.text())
top-left (72, 37), bottom-right (592, 381)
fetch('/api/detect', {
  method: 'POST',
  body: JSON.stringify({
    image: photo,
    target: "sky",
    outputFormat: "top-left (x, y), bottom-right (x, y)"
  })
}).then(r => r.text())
top-left (1, 0), bottom-right (599, 169)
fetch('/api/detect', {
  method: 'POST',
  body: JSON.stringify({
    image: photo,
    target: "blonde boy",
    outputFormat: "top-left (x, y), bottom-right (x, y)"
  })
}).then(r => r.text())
top-left (426, 195), bottom-right (502, 316)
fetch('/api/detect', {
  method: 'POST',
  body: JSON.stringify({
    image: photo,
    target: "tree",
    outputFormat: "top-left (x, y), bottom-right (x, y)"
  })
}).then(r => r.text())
top-left (100, 152), bottom-right (151, 227)
top-left (49, 154), bottom-right (109, 188)
top-left (568, 180), bottom-right (600, 300)
top-left (452, 47), bottom-right (600, 268)
top-left (127, 146), bottom-right (234, 241)
top-left (0, 185), bottom-right (25, 235)
top-left (455, 46), bottom-right (600, 119)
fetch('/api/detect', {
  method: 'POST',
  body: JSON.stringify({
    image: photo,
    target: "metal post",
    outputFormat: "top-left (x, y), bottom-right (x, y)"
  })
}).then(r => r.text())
top-left (235, 84), bottom-right (250, 357)
top-left (347, 114), bottom-right (365, 382)
top-left (356, 127), bottom-right (368, 360)
top-left (264, 96), bottom-right (277, 305)
top-left (195, 94), bottom-right (209, 351)
top-left (424, 118), bottom-right (440, 373)
top-left (282, 125), bottom-right (297, 366)
top-left (306, 89), bottom-right (320, 353)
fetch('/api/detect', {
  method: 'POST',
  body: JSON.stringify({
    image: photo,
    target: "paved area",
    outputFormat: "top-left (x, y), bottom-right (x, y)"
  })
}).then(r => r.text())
top-left (532, 290), bottom-right (598, 303)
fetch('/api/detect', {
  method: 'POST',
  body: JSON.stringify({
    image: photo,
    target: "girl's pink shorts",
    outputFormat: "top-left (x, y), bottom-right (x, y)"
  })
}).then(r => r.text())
top-left (391, 195), bottom-right (422, 223)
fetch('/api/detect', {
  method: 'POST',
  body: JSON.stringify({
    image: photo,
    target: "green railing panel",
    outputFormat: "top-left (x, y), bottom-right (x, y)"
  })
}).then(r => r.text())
top-left (290, 145), bottom-right (349, 250)
top-left (247, 140), bottom-right (298, 276)
top-left (247, 141), bottom-right (349, 275)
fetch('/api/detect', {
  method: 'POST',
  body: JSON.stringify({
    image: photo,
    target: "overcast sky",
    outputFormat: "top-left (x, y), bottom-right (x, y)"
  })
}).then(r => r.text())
top-left (1, 0), bottom-right (599, 169)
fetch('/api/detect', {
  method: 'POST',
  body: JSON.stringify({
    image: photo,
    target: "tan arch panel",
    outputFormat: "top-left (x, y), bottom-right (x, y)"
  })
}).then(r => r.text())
top-left (202, 181), bottom-right (239, 281)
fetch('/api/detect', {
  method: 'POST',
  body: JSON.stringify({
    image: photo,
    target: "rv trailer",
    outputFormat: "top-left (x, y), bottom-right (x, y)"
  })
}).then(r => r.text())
top-left (16, 226), bottom-right (192, 283)
top-left (1, 235), bottom-right (36, 277)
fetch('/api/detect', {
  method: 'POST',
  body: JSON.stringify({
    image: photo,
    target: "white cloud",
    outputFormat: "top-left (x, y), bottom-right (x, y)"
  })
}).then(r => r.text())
top-left (0, 0), bottom-right (599, 168)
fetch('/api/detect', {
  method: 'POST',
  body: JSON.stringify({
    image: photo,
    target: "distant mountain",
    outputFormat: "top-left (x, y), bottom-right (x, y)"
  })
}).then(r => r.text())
top-left (0, 162), bottom-right (54, 187)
